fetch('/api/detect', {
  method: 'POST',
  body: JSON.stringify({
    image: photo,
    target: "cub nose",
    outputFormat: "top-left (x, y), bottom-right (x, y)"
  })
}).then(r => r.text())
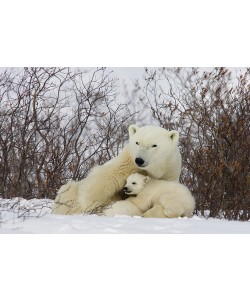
top-left (123, 186), bottom-right (128, 192)
top-left (135, 157), bottom-right (145, 166)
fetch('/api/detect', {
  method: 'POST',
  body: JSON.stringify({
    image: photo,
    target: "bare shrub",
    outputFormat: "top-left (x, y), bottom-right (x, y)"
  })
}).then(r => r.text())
top-left (0, 67), bottom-right (134, 199)
top-left (133, 67), bottom-right (250, 221)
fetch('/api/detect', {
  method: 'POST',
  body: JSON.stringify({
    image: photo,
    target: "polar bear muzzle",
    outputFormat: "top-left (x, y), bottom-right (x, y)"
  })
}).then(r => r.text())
top-left (123, 186), bottom-right (135, 195)
top-left (135, 157), bottom-right (146, 167)
top-left (123, 186), bottom-right (130, 193)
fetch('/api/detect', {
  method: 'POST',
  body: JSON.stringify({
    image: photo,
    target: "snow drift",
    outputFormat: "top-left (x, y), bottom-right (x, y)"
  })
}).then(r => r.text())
top-left (0, 198), bottom-right (249, 234)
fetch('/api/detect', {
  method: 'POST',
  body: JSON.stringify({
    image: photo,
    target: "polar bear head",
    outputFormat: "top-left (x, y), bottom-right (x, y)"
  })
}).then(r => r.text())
top-left (124, 173), bottom-right (149, 195)
top-left (128, 124), bottom-right (180, 178)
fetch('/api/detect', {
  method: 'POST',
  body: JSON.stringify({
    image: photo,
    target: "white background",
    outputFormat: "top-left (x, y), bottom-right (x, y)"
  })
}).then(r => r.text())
top-left (1, 1), bottom-right (250, 299)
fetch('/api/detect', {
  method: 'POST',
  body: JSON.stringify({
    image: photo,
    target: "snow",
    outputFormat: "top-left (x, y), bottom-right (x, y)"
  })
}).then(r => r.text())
top-left (1, 198), bottom-right (249, 234)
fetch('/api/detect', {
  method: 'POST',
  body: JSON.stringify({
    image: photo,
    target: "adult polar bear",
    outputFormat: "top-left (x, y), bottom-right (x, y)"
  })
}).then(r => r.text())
top-left (52, 124), bottom-right (182, 215)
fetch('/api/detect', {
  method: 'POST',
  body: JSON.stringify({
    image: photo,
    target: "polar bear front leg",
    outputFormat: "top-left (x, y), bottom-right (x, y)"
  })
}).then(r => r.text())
top-left (104, 200), bottom-right (142, 217)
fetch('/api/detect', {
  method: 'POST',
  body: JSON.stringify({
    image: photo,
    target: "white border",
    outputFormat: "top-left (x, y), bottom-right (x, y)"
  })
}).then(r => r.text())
top-left (0, 0), bottom-right (249, 66)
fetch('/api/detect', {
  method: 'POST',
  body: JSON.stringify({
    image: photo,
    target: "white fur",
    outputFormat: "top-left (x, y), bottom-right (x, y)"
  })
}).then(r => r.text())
top-left (104, 173), bottom-right (195, 218)
top-left (128, 125), bottom-right (181, 180)
top-left (52, 124), bottom-right (182, 215)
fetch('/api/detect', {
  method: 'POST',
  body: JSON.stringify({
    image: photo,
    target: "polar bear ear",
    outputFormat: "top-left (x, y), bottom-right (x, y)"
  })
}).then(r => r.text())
top-left (169, 130), bottom-right (179, 143)
top-left (144, 176), bottom-right (150, 183)
top-left (129, 124), bottom-right (140, 137)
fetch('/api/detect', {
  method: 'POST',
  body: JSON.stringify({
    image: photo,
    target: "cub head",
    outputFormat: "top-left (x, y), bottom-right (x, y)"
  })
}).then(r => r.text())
top-left (128, 124), bottom-right (179, 175)
top-left (123, 173), bottom-right (149, 196)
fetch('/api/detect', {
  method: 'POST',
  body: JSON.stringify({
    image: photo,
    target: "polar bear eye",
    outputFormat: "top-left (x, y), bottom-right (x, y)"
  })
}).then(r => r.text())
top-left (136, 142), bottom-right (139, 145)
top-left (152, 144), bottom-right (157, 147)
top-left (132, 182), bottom-right (136, 185)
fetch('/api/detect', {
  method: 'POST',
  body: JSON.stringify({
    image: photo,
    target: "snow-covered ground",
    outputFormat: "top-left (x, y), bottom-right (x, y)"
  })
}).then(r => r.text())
top-left (0, 198), bottom-right (249, 234)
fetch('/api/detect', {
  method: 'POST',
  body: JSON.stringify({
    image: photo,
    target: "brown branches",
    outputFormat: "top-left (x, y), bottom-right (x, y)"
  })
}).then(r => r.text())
top-left (0, 67), bottom-right (133, 200)
top-left (133, 67), bottom-right (250, 221)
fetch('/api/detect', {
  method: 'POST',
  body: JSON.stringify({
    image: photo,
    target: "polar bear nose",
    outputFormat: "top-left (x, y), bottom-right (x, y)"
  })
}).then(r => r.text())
top-left (135, 157), bottom-right (145, 166)
top-left (124, 186), bottom-right (131, 194)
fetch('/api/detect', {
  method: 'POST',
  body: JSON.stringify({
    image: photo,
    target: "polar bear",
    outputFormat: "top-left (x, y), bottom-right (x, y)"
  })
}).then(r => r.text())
top-left (104, 173), bottom-right (195, 218)
top-left (52, 124), bottom-right (182, 215)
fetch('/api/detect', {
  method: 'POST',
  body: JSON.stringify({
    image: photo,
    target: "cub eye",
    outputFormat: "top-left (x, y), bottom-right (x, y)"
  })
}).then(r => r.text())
top-left (152, 144), bottom-right (157, 147)
top-left (132, 182), bottom-right (136, 185)
top-left (136, 142), bottom-right (139, 145)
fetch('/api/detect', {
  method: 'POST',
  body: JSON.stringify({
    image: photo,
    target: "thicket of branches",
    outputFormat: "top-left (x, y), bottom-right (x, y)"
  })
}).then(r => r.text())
top-left (133, 67), bottom-right (250, 221)
top-left (0, 67), bottom-right (134, 199)
top-left (0, 67), bottom-right (249, 221)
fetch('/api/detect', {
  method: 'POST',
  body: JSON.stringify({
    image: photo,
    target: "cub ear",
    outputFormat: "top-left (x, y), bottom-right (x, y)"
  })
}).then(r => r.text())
top-left (144, 176), bottom-right (150, 183)
top-left (129, 124), bottom-right (140, 137)
top-left (169, 130), bottom-right (179, 143)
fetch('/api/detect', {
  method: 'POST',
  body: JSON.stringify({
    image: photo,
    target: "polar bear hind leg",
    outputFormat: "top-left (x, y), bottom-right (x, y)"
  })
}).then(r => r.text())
top-left (142, 204), bottom-right (166, 218)
top-left (52, 181), bottom-right (78, 215)
top-left (159, 196), bottom-right (185, 218)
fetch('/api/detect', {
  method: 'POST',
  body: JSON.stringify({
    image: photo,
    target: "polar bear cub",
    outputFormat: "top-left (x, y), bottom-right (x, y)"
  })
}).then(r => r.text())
top-left (104, 173), bottom-right (195, 218)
